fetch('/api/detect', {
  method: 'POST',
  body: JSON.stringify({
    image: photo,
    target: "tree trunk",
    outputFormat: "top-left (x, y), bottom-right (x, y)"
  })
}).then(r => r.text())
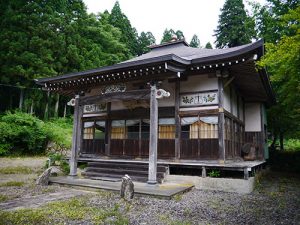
top-left (279, 131), bottom-right (284, 151)
top-left (30, 101), bottom-right (34, 115)
top-left (270, 133), bottom-right (277, 151)
top-left (63, 104), bottom-right (67, 118)
top-left (54, 94), bottom-right (59, 118)
top-left (19, 88), bottom-right (24, 111)
top-left (44, 91), bottom-right (50, 120)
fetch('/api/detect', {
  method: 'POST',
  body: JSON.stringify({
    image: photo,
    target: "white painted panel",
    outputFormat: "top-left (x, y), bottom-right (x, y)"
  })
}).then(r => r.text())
top-left (245, 103), bottom-right (261, 132)
top-left (158, 80), bottom-right (175, 107)
top-left (179, 105), bottom-right (218, 111)
top-left (180, 74), bottom-right (218, 92)
top-left (224, 86), bottom-right (230, 112)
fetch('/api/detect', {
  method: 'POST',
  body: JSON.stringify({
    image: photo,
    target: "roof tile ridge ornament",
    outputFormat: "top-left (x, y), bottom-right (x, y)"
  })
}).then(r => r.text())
top-left (149, 39), bottom-right (189, 50)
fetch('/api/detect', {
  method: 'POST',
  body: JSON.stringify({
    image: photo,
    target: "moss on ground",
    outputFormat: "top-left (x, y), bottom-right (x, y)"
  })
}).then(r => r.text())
top-left (0, 196), bottom-right (129, 225)
top-left (0, 194), bottom-right (8, 202)
top-left (0, 181), bottom-right (25, 187)
top-left (0, 166), bottom-right (33, 174)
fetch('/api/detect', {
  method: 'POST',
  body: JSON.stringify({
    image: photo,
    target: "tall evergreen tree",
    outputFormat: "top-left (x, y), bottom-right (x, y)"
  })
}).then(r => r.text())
top-left (161, 29), bottom-right (185, 43)
top-left (175, 30), bottom-right (185, 40)
top-left (161, 29), bottom-right (176, 43)
top-left (137, 31), bottom-right (156, 55)
top-left (108, 1), bottom-right (139, 57)
top-left (253, 2), bottom-right (300, 149)
top-left (251, 0), bottom-right (299, 43)
top-left (0, 0), bottom-right (129, 116)
top-left (190, 35), bottom-right (200, 48)
top-left (205, 42), bottom-right (213, 49)
top-left (214, 0), bottom-right (255, 48)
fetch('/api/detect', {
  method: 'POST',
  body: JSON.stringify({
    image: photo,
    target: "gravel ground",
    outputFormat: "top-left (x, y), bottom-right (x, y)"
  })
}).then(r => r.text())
top-left (0, 157), bottom-right (299, 225)
top-left (86, 171), bottom-right (300, 225)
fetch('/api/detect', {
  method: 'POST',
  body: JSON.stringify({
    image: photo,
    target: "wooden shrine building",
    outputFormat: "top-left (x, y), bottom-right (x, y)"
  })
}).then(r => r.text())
top-left (36, 39), bottom-right (275, 184)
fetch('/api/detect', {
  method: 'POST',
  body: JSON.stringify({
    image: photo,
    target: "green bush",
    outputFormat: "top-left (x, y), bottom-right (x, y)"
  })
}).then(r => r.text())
top-left (0, 112), bottom-right (73, 156)
top-left (0, 112), bottom-right (47, 155)
top-left (43, 118), bottom-right (73, 150)
top-left (284, 139), bottom-right (300, 152)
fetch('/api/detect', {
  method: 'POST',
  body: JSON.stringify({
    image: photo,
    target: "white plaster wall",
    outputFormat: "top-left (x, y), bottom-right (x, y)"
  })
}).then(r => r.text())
top-left (180, 74), bottom-right (218, 92)
top-left (245, 103), bottom-right (262, 132)
top-left (179, 105), bottom-right (218, 111)
top-left (158, 80), bottom-right (175, 107)
top-left (224, 86), bottom-right (231, 112)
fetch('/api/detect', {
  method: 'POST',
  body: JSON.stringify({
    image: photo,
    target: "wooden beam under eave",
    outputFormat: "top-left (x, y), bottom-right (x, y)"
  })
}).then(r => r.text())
top-left (79, 89), bottom-right (151, 105)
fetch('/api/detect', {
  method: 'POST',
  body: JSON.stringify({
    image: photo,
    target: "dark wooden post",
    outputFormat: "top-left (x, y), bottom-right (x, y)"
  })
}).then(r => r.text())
top-left (218, 78), bottom-right (225, 163)
top-left (148, 83), bottom-right (158, 184)
top-left (69, 95), bottom-right (81, 176)
top-left (175, 79), bottom-right (181, 159)
top-left (105, 102), bottom-right (111, 156)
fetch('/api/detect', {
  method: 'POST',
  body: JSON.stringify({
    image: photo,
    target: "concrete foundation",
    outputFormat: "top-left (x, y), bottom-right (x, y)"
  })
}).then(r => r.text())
top-left (166, 175), bottom-right (255, 194)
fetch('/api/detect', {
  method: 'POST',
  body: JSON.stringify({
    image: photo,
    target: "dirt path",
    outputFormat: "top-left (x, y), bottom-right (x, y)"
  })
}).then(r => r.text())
top-left (0, 188), bottom-right (92, 211)
top-left (0, 157), bottom-right (47, 169)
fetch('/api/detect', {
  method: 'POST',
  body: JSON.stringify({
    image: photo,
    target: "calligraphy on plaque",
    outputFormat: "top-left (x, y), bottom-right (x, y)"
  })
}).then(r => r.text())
top-left (101, 83), bottom-right (126, 94)
top-left (83, 103), bottom-right (107, 114)
top-left (180, 91), bottom-right (218, 107)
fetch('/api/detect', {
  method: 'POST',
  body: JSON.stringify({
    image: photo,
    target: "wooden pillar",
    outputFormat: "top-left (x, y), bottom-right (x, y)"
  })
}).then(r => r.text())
top-left (175, 79), bottom-right (181, 159)
top-left (218, 78), bottom-right (225, 163)
top-left (139, 119), bottom-right (142, 158)
top-left (244, 167), bottom-right (249, 180)
top-left (69, 95), bottom-right (81, 176)
top-left (105, 102), bottom-right (111, 156)
top-left (202, 166), bottom-right (206, 178)
top-left (148, 83), bottom-right (158, 184)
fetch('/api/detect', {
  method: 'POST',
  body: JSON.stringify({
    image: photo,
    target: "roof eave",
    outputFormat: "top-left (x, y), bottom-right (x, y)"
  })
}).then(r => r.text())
top-left (191, 39), bottom-right (264, 65)
top-left (36, 54), bottom-right (190, 85)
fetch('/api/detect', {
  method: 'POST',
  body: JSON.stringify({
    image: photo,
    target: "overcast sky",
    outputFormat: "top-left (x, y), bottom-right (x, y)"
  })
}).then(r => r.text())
top-left (83, 0), bottom-right (266, 47)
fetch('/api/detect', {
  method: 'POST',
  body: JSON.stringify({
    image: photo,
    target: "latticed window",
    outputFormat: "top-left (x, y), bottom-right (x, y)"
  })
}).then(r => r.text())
top-left (111, 120), bottom-right (126, 139)
top-left (181, 117), bottom-right (218, 139)
top-left (158, 118), bottom-right (175, 139)
top-left (83, 121), bottom-right (105, 139)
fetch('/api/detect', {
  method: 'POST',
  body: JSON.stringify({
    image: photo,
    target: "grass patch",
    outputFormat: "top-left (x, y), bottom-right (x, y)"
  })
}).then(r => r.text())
top-left (173, 193), bottom-right (183, 202)
top-left (0, 196), bottom-right (129, 225)
top-left (0, 181), bottom-right (25, 187)
top-left (0, 194), bottom-right (8, 202)
top-left (0, 166), bottom-right (33, 174)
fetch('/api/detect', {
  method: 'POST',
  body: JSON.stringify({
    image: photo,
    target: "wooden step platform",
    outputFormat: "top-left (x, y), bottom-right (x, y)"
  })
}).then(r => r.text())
top-left (82, 161), bottom-right (169, 183)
